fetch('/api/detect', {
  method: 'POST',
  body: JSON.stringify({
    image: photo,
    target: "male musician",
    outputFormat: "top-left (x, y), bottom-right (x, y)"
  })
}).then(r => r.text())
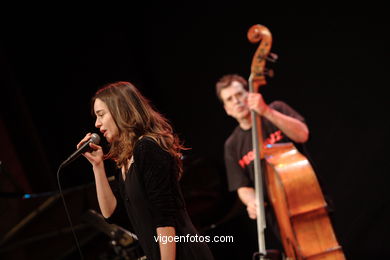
top-left (215, 74), bottom-right (309, 256)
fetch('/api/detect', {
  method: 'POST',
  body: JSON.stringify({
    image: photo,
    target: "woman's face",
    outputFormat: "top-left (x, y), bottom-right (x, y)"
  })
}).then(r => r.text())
top-left (94, 98), bottom-right (119, 143)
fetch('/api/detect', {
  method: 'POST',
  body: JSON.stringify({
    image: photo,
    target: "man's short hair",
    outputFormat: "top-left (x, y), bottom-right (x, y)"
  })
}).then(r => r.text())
top-left (215, 74), bottom-right (248, 102)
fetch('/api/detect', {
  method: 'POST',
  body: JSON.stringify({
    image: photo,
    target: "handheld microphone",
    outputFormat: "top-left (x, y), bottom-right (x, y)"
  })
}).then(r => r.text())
top-left (61, 133), bottom-right (101, 167)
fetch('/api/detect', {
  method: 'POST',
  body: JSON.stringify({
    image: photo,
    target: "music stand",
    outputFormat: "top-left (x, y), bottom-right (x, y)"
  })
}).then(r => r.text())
top-left (82, 209), bottom-right (146, 260)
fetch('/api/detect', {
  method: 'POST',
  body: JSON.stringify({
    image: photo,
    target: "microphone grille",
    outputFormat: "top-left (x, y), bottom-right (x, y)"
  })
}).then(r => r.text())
top-left (90, 133), bottom-right (101, 145)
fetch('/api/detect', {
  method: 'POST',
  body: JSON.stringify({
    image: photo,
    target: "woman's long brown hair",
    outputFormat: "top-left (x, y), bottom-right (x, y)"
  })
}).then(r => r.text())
top-left (92, 81), bottom-right (186, 179)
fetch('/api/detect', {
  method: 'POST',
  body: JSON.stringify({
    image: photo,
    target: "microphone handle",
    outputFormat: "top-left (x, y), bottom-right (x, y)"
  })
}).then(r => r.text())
top-left (61, 140), bottom-right (92, 167)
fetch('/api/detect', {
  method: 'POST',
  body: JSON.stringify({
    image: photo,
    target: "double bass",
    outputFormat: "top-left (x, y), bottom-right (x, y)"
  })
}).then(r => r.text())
top-left (247, 24), bottom-right (346, 260)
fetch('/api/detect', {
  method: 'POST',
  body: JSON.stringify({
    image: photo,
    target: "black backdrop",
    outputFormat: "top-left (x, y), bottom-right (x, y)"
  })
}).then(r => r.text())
top-left (1, 4), bottom-right (388, 260)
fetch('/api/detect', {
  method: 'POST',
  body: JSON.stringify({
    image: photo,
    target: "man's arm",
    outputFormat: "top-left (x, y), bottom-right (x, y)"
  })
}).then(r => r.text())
top-left (237, 187), bottom-right (257, 219)
top-left (263, 108), bottom-right (309, 143)
top-left (247, 93), bottom-right (309, 143)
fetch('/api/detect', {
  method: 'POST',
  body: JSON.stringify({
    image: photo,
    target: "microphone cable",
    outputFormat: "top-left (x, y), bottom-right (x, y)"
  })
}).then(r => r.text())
top-left (57, 162), bottom-right (84, 260)
top-left (55, 132), bottom-right (101, 259)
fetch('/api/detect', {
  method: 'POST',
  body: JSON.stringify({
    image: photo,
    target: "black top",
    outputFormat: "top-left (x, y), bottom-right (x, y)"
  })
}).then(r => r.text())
top-left (224, 101), bottom-right (305, 192)
top-left (107, 137), bottom-right (214, 260)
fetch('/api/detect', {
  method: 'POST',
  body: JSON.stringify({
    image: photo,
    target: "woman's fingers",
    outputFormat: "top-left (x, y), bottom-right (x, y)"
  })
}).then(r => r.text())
top-left (89, 142), bottom-right (101, 151)
top-left (76, 133), bottom-right (92, 149)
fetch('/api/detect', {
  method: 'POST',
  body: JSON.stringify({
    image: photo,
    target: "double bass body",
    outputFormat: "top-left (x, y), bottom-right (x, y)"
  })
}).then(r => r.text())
top-left (264, 143), bottom-right (345, 260)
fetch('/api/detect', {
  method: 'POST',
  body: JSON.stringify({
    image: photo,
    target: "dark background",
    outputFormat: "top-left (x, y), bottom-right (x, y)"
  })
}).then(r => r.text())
top-left (0, 4), bottom-right (388, 260)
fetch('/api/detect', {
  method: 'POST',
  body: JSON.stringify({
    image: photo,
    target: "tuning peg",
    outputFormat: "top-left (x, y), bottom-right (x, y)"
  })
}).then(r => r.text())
top-left (254, 68), bottom-right (274, 78)
top-left (266, 52), bottom-right (278, 63)
top-left (265, 69), bottom-right (274, 78)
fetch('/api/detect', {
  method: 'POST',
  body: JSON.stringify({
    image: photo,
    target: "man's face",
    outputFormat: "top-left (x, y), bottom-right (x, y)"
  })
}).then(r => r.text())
top-left (220, 81), bottom-right (250, 120)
